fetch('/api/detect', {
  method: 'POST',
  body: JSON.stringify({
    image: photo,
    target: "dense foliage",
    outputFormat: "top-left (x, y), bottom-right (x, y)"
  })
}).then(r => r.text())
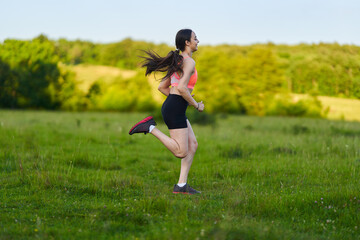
top-left (0, 35), bottom-right (79, 109)
top-left (1, 35), bottom-right (359, 116)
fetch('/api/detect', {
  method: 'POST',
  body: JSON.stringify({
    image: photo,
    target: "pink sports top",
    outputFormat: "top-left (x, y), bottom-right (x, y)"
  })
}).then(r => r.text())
top-left (170, 56), bottom-right (197, 89)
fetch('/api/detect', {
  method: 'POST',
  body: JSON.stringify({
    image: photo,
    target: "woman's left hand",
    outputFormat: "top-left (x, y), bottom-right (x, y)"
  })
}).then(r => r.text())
top-left (197, 101), bottom-right (204, 112)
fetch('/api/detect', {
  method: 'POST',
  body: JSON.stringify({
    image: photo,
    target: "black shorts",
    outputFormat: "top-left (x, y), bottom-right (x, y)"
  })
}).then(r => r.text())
top-left (161, 94), bottom-right (188, 129)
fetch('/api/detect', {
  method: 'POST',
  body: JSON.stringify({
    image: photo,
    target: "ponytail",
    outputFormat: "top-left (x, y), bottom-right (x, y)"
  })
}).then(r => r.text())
top-left (140, 49), bottom-right (184, 81)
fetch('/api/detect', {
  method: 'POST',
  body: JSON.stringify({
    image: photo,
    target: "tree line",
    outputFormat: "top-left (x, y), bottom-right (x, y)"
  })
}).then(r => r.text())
top-left (1, 34), bottom-right (359, 116)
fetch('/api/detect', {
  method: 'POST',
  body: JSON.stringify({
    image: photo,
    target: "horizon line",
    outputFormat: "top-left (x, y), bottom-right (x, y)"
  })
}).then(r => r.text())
top-left (1, 34), bottom-right (359, 47)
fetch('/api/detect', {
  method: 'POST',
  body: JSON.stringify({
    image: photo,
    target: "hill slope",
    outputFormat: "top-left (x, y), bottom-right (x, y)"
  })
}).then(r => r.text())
top-left (68, 64), bottom-right (360, 122)
top-left (65, 64), bottom-right (137, 92)
top-left (293, 94), bottom-right (360, 122)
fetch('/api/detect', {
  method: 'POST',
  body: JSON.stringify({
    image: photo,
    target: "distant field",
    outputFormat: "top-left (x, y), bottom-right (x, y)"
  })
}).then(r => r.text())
top-left (0, 111), bottom-right (359, 239)
top-left (64, 64), bottom-right (166, 104)
top-left (318, 96), bottom-right (360, 122)
top-left (292, 94), bottom-right (360, 122)
top-left (64, 64), bottom-right (137, 92)
top-left (65, 64), bottom-right (360, 122)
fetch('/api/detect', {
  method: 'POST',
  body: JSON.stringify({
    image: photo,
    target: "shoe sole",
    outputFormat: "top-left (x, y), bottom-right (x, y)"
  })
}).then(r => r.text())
top-left (173, 191), bottom-right (200, 195)
top-left (173, 191), bottom-right (191, 195)
top-left (129, 116), bottom-right (154, 135)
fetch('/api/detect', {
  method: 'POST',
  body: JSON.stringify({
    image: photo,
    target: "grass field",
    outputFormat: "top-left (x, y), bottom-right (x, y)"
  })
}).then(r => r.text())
top-left (318, 96), bottom-right (360, 122)
top-left (292, 93), bottom-right (360, 122)
top-left (0, 110), bottom-right (359, 239)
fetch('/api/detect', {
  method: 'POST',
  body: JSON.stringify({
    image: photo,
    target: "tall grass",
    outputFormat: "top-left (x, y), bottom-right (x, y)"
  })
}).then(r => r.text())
top-left (0, 110), bottom-right (359, 239)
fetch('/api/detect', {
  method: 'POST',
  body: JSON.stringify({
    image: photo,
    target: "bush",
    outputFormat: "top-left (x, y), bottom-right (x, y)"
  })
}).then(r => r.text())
top-left (186, 108), bottom-right (217, 126)
top-left (89, 72), bottom-right (157, 112)
top-left (266, 94), bottom-right (327, 118)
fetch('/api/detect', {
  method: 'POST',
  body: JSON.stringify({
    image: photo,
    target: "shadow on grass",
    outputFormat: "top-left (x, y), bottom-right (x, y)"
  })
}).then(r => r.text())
top-left (330, 126), bottom-right (360, 137)
top-left (72, 153), bottom-right (122, 171)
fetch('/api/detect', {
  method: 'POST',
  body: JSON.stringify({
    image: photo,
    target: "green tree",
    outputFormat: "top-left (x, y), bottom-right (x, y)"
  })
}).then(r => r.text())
top-left (0, 59), bottom-right (17, 108)
top-left (0, 35), bottom-right (73, 109)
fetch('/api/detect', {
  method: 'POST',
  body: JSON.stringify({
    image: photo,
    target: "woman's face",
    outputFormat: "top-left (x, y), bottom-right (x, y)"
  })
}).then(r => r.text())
top-left (188, 32), bottom-right (199, 52)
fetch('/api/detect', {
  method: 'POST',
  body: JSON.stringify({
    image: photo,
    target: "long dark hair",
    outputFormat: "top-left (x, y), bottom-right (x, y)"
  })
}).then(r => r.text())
top-left (140, 29), bottom-right (193, 81)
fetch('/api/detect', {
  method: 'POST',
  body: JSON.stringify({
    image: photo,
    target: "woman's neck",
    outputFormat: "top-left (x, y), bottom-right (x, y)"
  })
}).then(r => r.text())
top-left (182, 49), bottom-right (192, 58)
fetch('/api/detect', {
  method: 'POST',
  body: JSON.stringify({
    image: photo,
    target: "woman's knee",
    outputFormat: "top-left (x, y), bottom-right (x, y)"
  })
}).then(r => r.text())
top-left (190, 140), bottom-right (198, 153)
top-left (174, 150), bottom-right (188, 159)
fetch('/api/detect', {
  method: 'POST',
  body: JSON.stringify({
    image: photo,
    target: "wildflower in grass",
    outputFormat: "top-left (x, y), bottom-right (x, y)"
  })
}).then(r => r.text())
top-left (34, 229), bottom-right (38, 232)
top-left (315, 201), bottom-right (317, 203)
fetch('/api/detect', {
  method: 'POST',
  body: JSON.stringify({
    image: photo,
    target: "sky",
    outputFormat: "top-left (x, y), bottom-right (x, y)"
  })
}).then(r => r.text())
top-left (1, 0), bottom-right (359, 46)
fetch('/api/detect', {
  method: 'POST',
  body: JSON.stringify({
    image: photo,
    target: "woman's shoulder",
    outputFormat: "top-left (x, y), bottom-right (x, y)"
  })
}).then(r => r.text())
top-left (182, 58), bottom-right (195, 70)
top-left (182, 56), bottom-right (195, 65)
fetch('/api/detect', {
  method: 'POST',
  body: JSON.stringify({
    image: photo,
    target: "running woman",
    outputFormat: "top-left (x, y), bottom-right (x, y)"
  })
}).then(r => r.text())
top-left (129, 29), bottom-right (204, 195)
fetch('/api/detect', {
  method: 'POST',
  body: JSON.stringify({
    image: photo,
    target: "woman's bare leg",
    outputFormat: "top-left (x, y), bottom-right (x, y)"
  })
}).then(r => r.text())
top-left (178, 120), bottom-right (198, 184)
top-left (150, 127), bottom-right (189, 158)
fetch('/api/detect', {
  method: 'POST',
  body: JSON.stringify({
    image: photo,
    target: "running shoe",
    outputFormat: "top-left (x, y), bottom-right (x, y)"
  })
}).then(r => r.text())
top-left (173, 183), bottom-right (201, 195)
top-left (129, 116), bottom-right (157, 135)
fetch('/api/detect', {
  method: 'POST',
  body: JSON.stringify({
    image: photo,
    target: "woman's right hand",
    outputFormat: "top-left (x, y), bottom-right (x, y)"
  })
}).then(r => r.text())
top-left (197, 101), bottom-right (204, 112)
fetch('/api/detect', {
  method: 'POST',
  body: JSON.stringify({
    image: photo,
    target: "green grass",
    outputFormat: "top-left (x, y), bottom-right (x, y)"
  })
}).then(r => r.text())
top-left (0, 110), bottom-right (359, 239)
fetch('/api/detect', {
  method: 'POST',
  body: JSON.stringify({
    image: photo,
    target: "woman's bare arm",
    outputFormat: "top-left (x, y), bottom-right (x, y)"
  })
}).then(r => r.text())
top-left (158, 76), bottom-right (171, 96)
top-left (177, 59), bottom-right (198, 108)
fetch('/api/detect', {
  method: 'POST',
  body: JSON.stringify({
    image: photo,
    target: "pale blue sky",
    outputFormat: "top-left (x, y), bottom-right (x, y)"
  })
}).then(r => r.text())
top-left (1, 0), bottom-right (359, 46)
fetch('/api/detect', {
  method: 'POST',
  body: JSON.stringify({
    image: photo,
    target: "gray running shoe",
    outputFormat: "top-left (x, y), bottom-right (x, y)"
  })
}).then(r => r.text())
top-left (129, 116), bottom-right (156, 135)
top-left (173, 183), bottom-right (201, 195)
